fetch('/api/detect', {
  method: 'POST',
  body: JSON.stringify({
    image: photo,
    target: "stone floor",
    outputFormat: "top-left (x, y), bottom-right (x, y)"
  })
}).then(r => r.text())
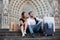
top-left (0, 29), bottom-right (60, 40)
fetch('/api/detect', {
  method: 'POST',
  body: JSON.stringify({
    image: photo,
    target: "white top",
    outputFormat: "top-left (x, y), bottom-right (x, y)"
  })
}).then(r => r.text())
top-left (43, 17), bottom-right (55, 32)
top-left (27, 18), bottom-right (36, 25)
top-left (27, 17), bottom-right (43, 25)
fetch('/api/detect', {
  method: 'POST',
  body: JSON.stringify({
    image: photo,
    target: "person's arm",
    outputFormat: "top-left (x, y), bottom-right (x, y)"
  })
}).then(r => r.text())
top-left (20, 20), bottom-right (23, 24)
top-left (36, 17), bottom-right (43, 22)
top-left (19, 20), bottom-right (24, 27)
top-left (27, 19), bottom-right (30, 25)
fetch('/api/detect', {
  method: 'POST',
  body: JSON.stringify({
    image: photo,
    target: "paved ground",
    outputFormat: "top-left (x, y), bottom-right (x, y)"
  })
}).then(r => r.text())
top-left (0, 29), bottom-right (60, 40)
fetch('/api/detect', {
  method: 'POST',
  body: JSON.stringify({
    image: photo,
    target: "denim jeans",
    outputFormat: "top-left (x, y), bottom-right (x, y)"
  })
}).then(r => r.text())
top-left (48, 23), bottom-right (53, 29)
top-left (28, 22), bottom-right (42, 34)
top-left (43, 22), bottom-right (53, 29)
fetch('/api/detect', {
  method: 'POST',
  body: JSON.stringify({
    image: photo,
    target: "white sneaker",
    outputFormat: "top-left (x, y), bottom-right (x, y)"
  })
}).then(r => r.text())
top-left (22, 32), bottom-right (25, 37)
top-left (24, 30), bottom-right (26, 35)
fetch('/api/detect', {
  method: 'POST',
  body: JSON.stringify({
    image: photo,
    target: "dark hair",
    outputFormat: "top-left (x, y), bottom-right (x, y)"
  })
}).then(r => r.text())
top-left (21, 11), bottom-right (25, 18)
top-left (28, 11), bottom-right (33, 15)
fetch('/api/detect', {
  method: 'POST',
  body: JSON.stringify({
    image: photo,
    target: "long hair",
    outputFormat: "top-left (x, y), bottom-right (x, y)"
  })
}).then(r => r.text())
top-left (21, 11), bottom-right (26, 18)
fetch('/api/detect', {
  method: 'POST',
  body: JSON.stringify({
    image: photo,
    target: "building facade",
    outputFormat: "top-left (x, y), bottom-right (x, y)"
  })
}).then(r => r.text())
top-left (0, 0), bottom-right (60, 29)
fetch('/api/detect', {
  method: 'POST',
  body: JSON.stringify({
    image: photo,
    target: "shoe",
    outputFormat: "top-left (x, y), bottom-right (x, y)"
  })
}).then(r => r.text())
top-left (31, 33), bottom-right (35, 38)
top-left (24, 30), bottom-right (27, 35)
top-left (22, 32), bottom-right (25, 37)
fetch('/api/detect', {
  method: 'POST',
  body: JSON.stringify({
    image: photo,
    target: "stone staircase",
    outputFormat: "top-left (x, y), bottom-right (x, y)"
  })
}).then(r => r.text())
top-left (0, 29), bottom-right (60, 40)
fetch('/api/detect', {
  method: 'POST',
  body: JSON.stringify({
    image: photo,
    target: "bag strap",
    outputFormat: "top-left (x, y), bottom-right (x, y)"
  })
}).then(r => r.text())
top-left (34, 18), bottom-right (39, 24)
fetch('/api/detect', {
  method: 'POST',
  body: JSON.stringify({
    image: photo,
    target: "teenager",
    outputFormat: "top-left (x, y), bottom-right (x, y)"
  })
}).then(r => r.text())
top-left (19, 12), bottom-right (28, 37)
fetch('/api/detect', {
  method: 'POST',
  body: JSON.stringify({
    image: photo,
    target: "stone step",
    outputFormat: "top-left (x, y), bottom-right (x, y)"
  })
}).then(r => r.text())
top-left (0, 29), bottom-right (60, 40)
top-left (0, 29), bottom-right (60, 36)
top-left (0, 36), bottom-right (60, 40)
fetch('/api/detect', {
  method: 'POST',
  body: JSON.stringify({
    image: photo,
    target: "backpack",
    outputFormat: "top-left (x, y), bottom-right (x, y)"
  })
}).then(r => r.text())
top-left (34, 18), bottom-right (39, 24)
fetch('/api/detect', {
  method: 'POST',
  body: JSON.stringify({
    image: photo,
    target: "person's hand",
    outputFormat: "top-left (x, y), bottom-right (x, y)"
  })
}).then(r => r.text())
top-left (33, 15), bottom-right (36, 18)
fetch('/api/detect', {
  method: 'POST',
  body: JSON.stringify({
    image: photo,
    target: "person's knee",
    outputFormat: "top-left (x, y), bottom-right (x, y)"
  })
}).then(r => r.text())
top-left (28, 25), bottom-right (32, 29)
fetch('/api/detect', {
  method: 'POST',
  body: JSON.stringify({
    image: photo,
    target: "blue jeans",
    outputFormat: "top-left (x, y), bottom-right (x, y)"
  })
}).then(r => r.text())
top-left (43, 22), bottom-right (53, 30)
top-left (28, 22), bottom-right (42, 34)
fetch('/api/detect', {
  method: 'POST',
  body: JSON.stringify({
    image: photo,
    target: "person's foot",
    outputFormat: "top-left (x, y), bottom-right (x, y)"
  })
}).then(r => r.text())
top-left (31, 33), bottom-right (35, 38)
top-left (24, 30), bottom-right (27, 35)
top-left (22, 32), bottom-right (25, 37)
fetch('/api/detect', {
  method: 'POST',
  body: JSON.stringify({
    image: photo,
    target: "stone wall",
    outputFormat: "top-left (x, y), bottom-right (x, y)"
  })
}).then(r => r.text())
top-left (56, 0), bottom-right (60, 29)
top-left (0, 0), bottom-right (3, 28)
top-left (54, 0), bottom-right (60, 29)
top-left (2, 0), bottom-right (9, 29)
top-left (9, 0), bottom-right (55, 23)
top-left (0, 0), bottom-right (60, 29)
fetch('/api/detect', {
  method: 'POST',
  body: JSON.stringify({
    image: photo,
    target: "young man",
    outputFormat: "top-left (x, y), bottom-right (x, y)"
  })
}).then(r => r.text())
top-left (27, 11), bottom-right (43, 37)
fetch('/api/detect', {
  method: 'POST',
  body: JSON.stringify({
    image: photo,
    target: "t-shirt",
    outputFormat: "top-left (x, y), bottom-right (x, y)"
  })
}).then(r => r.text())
top-left (27, 18), bottom-right (36, 25)
top-left (27, 17), bottom-right (42, 25)
top-left (19, 18), bottom-right (25, 23)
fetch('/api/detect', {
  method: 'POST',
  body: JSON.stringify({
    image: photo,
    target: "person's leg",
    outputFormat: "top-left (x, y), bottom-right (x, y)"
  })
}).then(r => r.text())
top-left (20, 25), bottom-right (25, 37)
top-left (33, 22), bottom-right (42, 32)
top-left (28, 25), bottom-right (35, 37)
top-left (21, 25), bottom-right (23, 33)
top-left (24, 22), bottom-right (28, 34)
top-left (28, 25), bottom-right (34, 34)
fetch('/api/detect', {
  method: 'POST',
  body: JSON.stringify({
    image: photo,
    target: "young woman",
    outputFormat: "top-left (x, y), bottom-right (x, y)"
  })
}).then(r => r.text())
top-left (19, 12), bottom-right (28, 37)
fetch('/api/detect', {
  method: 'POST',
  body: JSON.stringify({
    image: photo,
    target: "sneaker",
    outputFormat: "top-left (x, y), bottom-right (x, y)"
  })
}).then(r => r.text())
top-left (22, 32), bottom-right (25, 37)
top-left (31, 33), bottom-right (35, 38)
top-left (24, 30), bottom-right (26, 35)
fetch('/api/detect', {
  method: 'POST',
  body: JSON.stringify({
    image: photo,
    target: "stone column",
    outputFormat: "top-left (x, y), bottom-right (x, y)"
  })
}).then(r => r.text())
top-left (53, 0), bottom-right (60, 29)
top-left (0, 0), bottom-right (3, 29)
top-left (58, 0), bottom-right (60, 29)
top-left (2, 0), bottom-right (9, 29)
